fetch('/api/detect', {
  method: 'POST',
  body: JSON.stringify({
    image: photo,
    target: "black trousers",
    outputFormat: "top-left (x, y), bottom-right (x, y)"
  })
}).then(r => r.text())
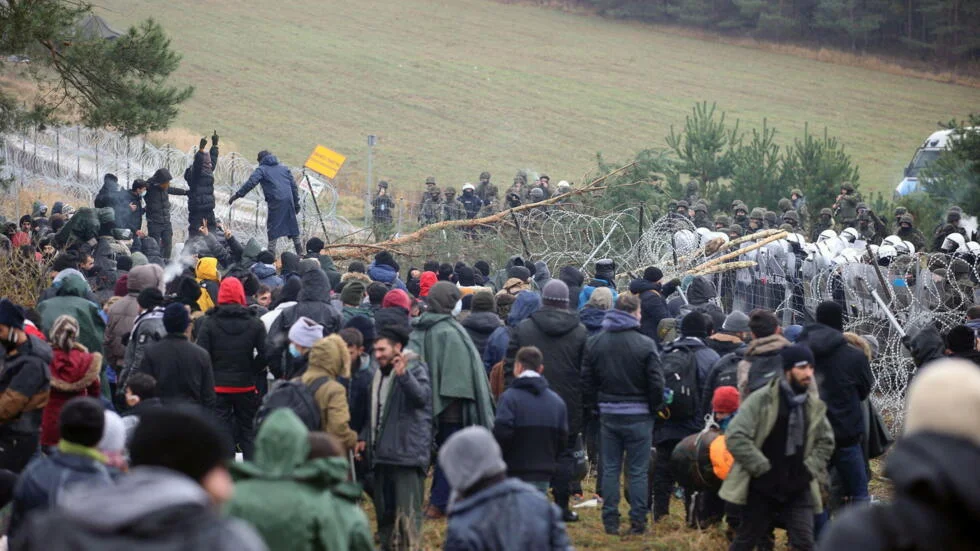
top-left (730, 491), bottom-right (813, 551)
top-left (550, 434), bottom-right (577, 511)
top-left (216, 391), bottom-right (260, 460)
top-left (0, 431), bottom-right (38, 474)
top-left (652, 438), bottom-right (691, 520)
top-left (148, 224), bottom-right (173, 260)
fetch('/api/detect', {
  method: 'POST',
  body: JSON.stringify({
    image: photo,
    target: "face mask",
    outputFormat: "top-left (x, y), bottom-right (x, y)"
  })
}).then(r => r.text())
top-left (139, 190), bottom-right (147, 198)
top-left (288, 343), bottom-right (302, 358)
top-left (718, 416), bottom-right (733, 431)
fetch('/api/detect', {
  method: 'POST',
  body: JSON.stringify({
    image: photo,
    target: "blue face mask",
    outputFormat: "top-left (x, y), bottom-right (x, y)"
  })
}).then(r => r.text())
top-left (718, 416), bottom-right (733, 431)
top-left (288, 343), bottom-right (302, 358)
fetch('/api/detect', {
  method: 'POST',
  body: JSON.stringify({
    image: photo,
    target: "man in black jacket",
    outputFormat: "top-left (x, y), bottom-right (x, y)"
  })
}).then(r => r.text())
top-left (584, 294), bottom-right (664, 535)
top-left (195, 277), bottom-right (267, 459)
top-left (628, 267), bottom-right (680, 344)
top-left (143, 168), bottom-right (187, 260)
top-left (138, 303), bottom-right (215, 410)
top-left (796, 301), bottom-right (873, 505)
top-left (506, 279), bottom-right (587, 522)
top-left (185, 133), bottom-right (219, 236)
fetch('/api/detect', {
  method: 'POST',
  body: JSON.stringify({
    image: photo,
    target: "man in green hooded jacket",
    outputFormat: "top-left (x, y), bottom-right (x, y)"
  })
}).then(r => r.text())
top-left (226, 409), bottom-right (373, 551)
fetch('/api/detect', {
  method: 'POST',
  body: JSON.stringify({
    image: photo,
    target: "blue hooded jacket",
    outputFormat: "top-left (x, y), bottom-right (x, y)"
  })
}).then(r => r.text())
top-left (483, 291), bottom-right (541, 372)
top-left (366, 262), bottom-right (407, 292)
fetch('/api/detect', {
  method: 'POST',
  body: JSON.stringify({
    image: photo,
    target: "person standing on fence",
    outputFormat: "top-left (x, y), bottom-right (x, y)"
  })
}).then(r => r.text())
top-left (229, 150), bottom-right (302, 256)
top-left (144, 168), bottom-right (187, 261)
top-left (185, 133), bottom-right (220, 236)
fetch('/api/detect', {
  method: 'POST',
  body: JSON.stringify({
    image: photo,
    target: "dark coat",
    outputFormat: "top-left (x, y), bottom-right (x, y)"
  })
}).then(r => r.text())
top-left (493, 375), bottom-right (568, 482)
top-left (196, 304), bottom-right (267, 389)
top-left (233, 155), bottom-right (299, 240)
top-left (0, 335), bottom-right (52, 435)
top-left (797, 323), bottom-right (873, 448)
top-left (702, 346), bottom-right (745, 410)
top-left (265, 269), bottom-right (340, 378)
top-left (116, 190), bottom-right (143, 234)
top-left (444, 478), bottom-right (572, 551)
top-left (508, 308), bottom-right (588, 435)
top-left (583, 310), bottom-right (664, 415)
top-left (251, 263), bottom-right (283, 288)
top-left (629, 278), bottom-right (677, 343)
top-left (819, 432), bottom-right (980, 551)
top-left (138, 334), bottom-right (216, 410)
top-left (143, 182), bottom-right (186, 231)
top-left (185, 148), bottom-right (218, 215)
top-left (655, 336), bottom-right (717, 443)
top-left (461, 311), bottom-right (502, 360)
top-left (558, 266), bottom-right (584, 310)
top-left (368, 355), bottom-right (433, 469)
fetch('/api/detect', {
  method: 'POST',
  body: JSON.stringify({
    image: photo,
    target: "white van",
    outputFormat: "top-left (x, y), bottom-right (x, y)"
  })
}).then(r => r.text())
top-left (895, 128), bottom-right (975, 196)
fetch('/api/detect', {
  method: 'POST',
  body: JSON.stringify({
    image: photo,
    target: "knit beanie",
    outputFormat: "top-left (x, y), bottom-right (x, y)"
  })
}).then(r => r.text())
top-left (680, 311), bottom-right (708, 339)
top-left (722, 311), bottom-right (750, 333)
top-left (381, 289), bottom-right (412, 313)
top-left (340, 279), bottom-right (366, 306)
top-left (163, 303), bottom-right (191, 334)
top-left (533, 261), bottom-right (551, 283)
top-left (137, 287), bottom-right (164, 310)
top-left (306, 237), bottom-right (325, 254)
top-left (0, 299), bottom-right (25, 330)
top-left (437, 426), bottom-right (508, 496)
top-left (59, 397), bottom-right (105, 448)
top-left (98, 410), bottom-right (127, 454)
top-left (130, 405), bottom-right (230, 482)
top-left (541, 280), bottom-right (570, 308)
top-left (643, 266), bottom-right (663, 283)
top-left (288, 316), bottom-right (324, 348)
top-left (712, 386), bottom-right (740, 415)
top-left (474, 260), bottom-right (491, 278)
top-left (427, 281), bottom-right (461, 314)
top-left (458, 266), bottom-right (476, 287)
top-left (471, 291), bottom-right (496, 313)
top-left (815, 301), bottom-right (844, 331)
top-left (176, 276), bottom-right (201, 307)
top-left (130, 252), bottom-right (148, 266)
top-left (344, 315), bottom-right (376, 348)
top-left (257, 250), bottom-right (275, 265)
top-left (508, 266), bottom-right (531, 283)
top-left (378, 323), bottom-right (410, 347)
top-left (905, 359), bottom-right (980, 447)
top-left (116, 255), bottom-right (133, 272)
top-left (113, 275), bottom-right (129, 297)
top-left (781, 344), bottom-right (815, 371)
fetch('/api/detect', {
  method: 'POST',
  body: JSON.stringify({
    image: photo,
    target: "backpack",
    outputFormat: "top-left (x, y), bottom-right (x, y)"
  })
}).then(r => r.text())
top-left (489, 359), bottom-right (506, 400)
top-left (660, 343), bottom-right (700, 421)
top-left (255, 376), bottom-right (331, 431)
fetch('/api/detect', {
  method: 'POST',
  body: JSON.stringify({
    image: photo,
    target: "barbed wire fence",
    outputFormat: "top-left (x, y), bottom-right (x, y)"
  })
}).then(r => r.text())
top-left (0, 126), bottom-right (355, 247)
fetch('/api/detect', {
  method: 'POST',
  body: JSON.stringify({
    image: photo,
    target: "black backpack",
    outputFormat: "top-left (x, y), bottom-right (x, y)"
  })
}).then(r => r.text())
top-left (255, 377), bottom-right (330, 431)
top-left (661, 343), bottom-right (700, 421)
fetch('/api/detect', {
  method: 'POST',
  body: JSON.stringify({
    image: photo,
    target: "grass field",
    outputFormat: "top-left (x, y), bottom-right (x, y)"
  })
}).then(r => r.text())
top-left (91, 0), bottom-right (980, 202)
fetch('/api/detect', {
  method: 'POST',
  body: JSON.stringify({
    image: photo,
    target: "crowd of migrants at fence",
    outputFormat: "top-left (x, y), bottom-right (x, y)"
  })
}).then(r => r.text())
top-left (0, 144), bottom-right (978, 551)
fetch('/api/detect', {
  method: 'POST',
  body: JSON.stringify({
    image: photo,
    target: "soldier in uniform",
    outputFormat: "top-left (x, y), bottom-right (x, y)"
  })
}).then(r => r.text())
top-left (674, 200), bottom-right (691, 219)
top-left (684, 179), bottom-right (701, 205)
top-left (790, 188), bottom-right (809, 231)
top-left (856, 212), bottom-right (886, 245)
top-left (897, 213), bottom-right (927, 252)
top-left (777, 198), bottom-right (793, 214)
top-left (418, 177), bottom-right (442, 226)
top-left (764, 210), bottom-right (778, 229)
top-left (932, 206), bottom-right (968, 251)
top-left (811, 208), bottom-right (834, 242)
top-left (732, 201), bottom-right (750, 231)
top-left (475, 171), bottom-right (498, 215)
top-left (748, 207), bottom-right (766, 232)
top-left (506, 176), bottom-right (527, 205)
top-left (893, 206), bottom-right (908, 234)
top-left (833, 182), bottom-right (860, 228)
top-left (371, 180), bottom-right (396, 240)
top-left (714, 214), bottom-right (731, 230)
top-left (692, 201), bottom-right (711, 229)
top-left (782, 210), bottom-right (801, 231)
top-left (443, 187), bottom-right (464, 221)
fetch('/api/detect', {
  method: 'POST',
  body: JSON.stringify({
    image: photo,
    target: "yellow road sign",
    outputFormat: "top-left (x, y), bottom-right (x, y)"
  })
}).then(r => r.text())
top-left (304, 145), bottom-right (346, 179)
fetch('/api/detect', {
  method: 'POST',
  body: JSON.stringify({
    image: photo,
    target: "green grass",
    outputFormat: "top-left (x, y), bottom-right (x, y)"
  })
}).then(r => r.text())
top-left (94, 0), bottom-right (980, 202)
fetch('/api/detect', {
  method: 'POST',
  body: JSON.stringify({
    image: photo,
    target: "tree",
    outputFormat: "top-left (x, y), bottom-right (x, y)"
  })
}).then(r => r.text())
top-left (781, 124), bottom-right (861, 214)
top-left (665, 101), bottom-right (740, 210)
top-left (588, 149), bottom-right (678, 214)
top-left (0, 2), bottom-right (192, 136)
top-left (920, 114), bottom-right (980, 215)
top-left (727, 119), bottom-right (784, 210)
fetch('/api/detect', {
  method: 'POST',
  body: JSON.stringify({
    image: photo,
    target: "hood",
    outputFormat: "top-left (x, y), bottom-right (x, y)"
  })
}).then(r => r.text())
top-left (559, 265), bottom-right (584, 288)
top-left (53, 268), bottom-right (86, 288)
top-left (687, 276), bottom-right (716, 305)
top-left (50, 345), bottom-right (100, 389)
top-left (368, 262), bottom-right (397, 283)
top-left (141, 236), bottom-right (162, 257)
top-left (746, 334), bottom-right (790, 356)
top-left (500, 278), bottom-right (531, 295)
top-left (275, 276), bottom-right (302, 307)
top-left (579, 307), bottom-right (605, 330)
top-left (885, 432), bottom-right (980, 518)
top-left (601, 308), bottom-right (640, 332)
top-left (508, 291), bottom-right (541, 327)
top-left (511, 374), bottom-right (549, 396)
top-left (461, 311), bottom-right (502, 334)
top-left (218, 277), bottom-right (246, 306)
top-left (799, 323), bottom-right (846, 356)
top-left (529, 308), bottom-right (581, 337)
top-left (629, 278), bottom-right (657, 294)
top-left (505, 255), bottom-right (525, 270)
top-left (414, 311), bottom-right (455, 331)
top-left (303, 333), bottom-right (350, 381)
top-left (57, 273), bottom-right (91, 297)
top-left (908, 324), bottom-right (946, 367)
top-left (57, 467), bottom-right (209, 531)
top-left (241, 409), bottom-right (308, 477)
top-left (280, 252), bottom-right (301, 275)
top-left (195, 257), bottom-right (219, 282)
top-left (127, 264), bottom-right (165, 294)
top-left (419, 272), bottom-right (438, 297)
top-left (260, 154), bottom-right (280, 166)
top-left (298, 268), bottom-right (330, 303)
top-left (533, 261), bottom-right (551, 283)
top-left (251, 263), bottom-right (278, 279)
top-left (242, 237), bottom-right (262, 262)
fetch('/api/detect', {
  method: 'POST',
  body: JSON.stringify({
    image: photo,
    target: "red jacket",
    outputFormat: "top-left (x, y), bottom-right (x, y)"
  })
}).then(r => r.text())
top-left (40, 344), bottom-right (102, 447)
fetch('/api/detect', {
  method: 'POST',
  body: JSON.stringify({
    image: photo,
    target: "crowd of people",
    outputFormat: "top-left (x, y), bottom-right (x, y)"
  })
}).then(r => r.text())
top-left (0, 159), bottom-right (977, 551)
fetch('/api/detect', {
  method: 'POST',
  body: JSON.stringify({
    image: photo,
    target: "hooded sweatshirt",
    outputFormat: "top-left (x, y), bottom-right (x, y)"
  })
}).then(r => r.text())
top-left (105, 264), bottom-right (165, 367)
top-left (38, 275), bottom-right (106, 356)
top-left (40, 343), bottom-right (102, 447)
top-left (300, 335), bottom-right (357, 449)
top-left (483, 291), bottom-right (541, 371)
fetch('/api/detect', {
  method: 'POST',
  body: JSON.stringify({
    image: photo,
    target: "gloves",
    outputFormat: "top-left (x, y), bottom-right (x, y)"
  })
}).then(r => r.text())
top-left (199, 137), bottom-right (207, 150)
top-left (228, 194), bottom-right (237, 205)
top-left (212, 131), bottom-right (219, 147)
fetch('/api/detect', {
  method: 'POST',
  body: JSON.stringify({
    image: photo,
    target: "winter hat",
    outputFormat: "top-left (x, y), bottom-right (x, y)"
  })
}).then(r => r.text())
top-left (116, 255), bottom-right (133, 272)
top-left (815, 301), bottom-right (844, 331)
top-left (643, 267), bottom-right (664, 283)
top-left (163, 303), bottom-right (191, 334)
top-left (781, 344), bottom-right (815, 371)
top-left (458, 266), bottom-right (476, 287)
top-left (378, 323), bottom-right (410, 347)
top-left (419, 272), bottom-right (438, 297)
top-left (427, 281), bottom-right (461, 315)
top-left (0, 299), bottom-right (25, 330)
top-left (438, 426), bottom-right (508, 496)
top-left (722, 311), bottom-right (750, 333)
top-left (217, 277), bottom-right (246, 306)
top-left (289, 316), bottom-right (324, 348)
top-left (113, 275), bottom-right (129, 297)
top-left (98, 410), bottom-right (127, 454)
top-left (680, 312), bottom-right (708, 339)
top-left (344, 315), bottom-right (376, 349)
top-left (130, 405), bottom-right (231, 482)
top-left (539, 279), bottom-right (568, 308)
top-left (348, 261), bottom-right (366, 274)
top-left (382, 289), bottom-right (412, 313)
top-left (137, 287), bottom-right (164, 310)
top-left (712, 386), bottom-right (740, 415)
top-left (437, 263), bottom-right (454, 282)
top-left (595, 259), bottom-right (616, 279)
top-left (474, 260), bottom-right (491, 278)
top-left (508, 266), bottom-right (531, 283)
top-left (471, 291), bottom-right (496, 313)
top-left (904, 359), bottom-right (980, 447)
top-left (861, 334), bottom-right (880, 359)
top-left (50, 315), bottom-right (80, 352)
top-left (130, 252), bottom-right (148, 266)
top-left (59, 397), bottom-right (105, 448)
top-left (374, 250), bottom-right (399, 272)
top-left (585, 287), bottom-right (613, 310)
top-left (340, 279), bottom-right (366, 306)
top-left (533, 261), bottom-right (551, 283)
top-left (783, 324), bottom-right (803, 343)
top-left (945, 325), bottom-right (976, 354)
top-left (306, 237), bottom-right (325, 254)
top-left (257, 250), bottom-right (275, 265)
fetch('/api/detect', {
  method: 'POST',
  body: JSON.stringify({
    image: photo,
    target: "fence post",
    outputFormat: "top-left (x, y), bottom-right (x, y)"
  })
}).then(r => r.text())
top-left (76, 127), bottom-right (81, 180)
top-left (55, 127), bottom-right (60, 177)
top-left (397, 197), bottom-right (404, 236)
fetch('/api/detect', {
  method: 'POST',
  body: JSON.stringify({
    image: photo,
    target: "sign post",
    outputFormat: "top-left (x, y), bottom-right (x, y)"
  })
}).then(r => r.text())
top-left (303, 145), bottom-right (348, 241)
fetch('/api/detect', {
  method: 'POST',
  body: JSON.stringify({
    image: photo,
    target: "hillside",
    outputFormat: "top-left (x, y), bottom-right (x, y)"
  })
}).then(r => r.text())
top-left (95, 0), bottom-right (980, 201)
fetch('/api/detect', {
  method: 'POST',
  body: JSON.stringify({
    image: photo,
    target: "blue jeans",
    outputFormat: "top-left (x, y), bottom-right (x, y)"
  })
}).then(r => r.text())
top-left (429, 422), bottom-right (464, 512)
top-left (831, 443), bottom-right (870, 504)
top-left (600, 413), bottom-right (654, 528)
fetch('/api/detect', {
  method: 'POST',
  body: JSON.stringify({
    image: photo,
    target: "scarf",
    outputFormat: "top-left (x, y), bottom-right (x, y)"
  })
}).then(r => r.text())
top-left (779, 378), bottom-right (808, 457)
top-left (58, 440), bottom-right (107, 464)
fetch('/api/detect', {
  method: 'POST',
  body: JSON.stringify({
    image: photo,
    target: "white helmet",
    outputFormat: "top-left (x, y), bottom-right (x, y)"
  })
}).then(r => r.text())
top-left (894, 241), bottom-right (910, 255)
top-left (557, 180), bottom-right (570, 191)
top-left (818, 229), bottom-right (837, 243)
top-left (942, 232), bottom-right (966, 252)
top-left (877, 244), bottom-right (897, 261)
top-left (967, 241), bottom-right (980, 254)
top-left (840, 227), bottom-right (860, 243)
top-left (696, 227), bottom-right (712, 238)
top-left (867, 244), bottom-right (879, 258)
top-left (882, 235), bottom-right (903, 247)
top-left (461, 183), bottom-right (475, 192)
top-left (904, 240), bottom-right (916, 255)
